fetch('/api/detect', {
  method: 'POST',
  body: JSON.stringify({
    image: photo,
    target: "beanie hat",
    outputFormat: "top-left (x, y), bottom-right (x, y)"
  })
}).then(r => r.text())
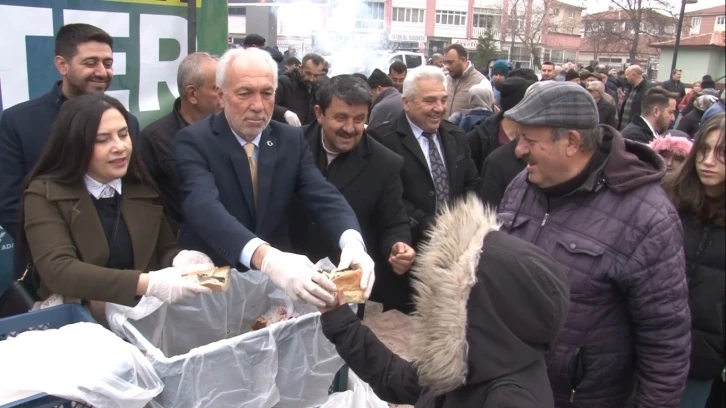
top-left (650, 133), bottom-right (693, 158)
top-left (491, 60), bottom-right (510, 77)
top-left (498, 77), bottom-right (536, 113)
top-left (565, 69), bottom-right (580, 82)
top-left (367, 68), bottom-right (393, 88)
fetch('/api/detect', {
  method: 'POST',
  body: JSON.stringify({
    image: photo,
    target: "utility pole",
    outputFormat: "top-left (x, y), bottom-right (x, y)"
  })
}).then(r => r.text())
top-left (671, 0), bottom-right (698, 73)
top-left (187, 0), bottom-right (197, 53)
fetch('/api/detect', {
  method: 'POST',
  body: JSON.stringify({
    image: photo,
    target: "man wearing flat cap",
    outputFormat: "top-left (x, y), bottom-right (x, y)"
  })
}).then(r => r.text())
top-left (497, 81), bottom-right (690, 407)
top-left (367, 68), bottom-right (403, 128)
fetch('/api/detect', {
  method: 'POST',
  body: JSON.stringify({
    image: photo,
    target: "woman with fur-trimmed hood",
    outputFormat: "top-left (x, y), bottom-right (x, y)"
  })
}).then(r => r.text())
top-left (320, 195), bottom-right (570, 407)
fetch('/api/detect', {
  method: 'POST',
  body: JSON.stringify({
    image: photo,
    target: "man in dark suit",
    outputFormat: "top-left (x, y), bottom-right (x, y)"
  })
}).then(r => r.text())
top-left (0, 23), bottom-right (141, 278)
top-left (141, 52), bottom-right (221, 235)
top-left (175, 48), bottom-right (375, 308)
top-left (367, 65), bottom-right (480, 313)
top-left (289, 75), bottom-right (415, 311)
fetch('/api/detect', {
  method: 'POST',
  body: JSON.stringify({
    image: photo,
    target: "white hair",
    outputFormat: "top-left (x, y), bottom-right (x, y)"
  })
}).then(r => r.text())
top-left (216, 47), bottom-right (278, 91)
top-left (402, 66), bottom-right (447, 100)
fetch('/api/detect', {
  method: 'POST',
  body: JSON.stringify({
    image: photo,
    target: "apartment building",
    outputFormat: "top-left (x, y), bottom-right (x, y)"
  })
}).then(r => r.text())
top-left (229, 0), bottom-right (584, 67)
top-left (579, 8), bottom-right (675, 70)
top-left (683, 4), bottom-right (726, 37)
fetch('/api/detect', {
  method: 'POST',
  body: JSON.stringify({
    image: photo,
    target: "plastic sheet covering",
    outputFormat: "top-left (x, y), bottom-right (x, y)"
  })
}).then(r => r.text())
top-left (0, 322), bottom-right (163, 408)
top-left (106, 269), bottom-right (344, 408)
top-left (320, 370), bottom-right (388, 408)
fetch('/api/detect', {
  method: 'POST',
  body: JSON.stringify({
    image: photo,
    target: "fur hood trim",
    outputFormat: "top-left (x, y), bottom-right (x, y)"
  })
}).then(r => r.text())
top-left (410, 194), bottom-right (500, 395)
top-left (649, 135), bottom-right (693, 158)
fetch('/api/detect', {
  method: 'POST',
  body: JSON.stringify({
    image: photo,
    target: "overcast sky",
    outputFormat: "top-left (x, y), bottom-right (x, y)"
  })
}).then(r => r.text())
top-left (583, 0), bottom-right (724, 14)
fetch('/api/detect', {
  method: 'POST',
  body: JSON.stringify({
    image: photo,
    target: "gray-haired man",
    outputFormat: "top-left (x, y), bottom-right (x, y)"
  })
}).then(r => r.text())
top-left (497, 81), bottom-right (690, 407)
top-left (367, 66), bottom-right (479, 313)
top-left (141, 52), bottom-right (221, 233)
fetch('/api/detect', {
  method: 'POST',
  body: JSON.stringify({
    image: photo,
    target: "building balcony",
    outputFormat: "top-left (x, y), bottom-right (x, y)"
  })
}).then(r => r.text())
top-left (472, 27), bottom-right (501, 39)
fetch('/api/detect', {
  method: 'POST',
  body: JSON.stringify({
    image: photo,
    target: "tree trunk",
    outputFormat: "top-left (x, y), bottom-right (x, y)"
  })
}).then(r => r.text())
top-left (630, 0), bottom-right (642, 64)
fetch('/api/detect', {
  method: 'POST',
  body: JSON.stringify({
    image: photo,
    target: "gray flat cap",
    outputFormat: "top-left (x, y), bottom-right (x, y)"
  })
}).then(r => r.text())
top-left (504, 81), bottom-right (599, 129)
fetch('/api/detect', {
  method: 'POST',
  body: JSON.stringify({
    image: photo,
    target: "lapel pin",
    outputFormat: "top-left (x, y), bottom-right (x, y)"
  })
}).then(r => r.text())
top-left (267, 141), bottom-right (273, 147)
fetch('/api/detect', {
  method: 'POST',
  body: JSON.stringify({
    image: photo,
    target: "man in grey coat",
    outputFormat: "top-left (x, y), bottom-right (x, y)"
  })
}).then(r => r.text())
top-left (497, 82), bottom-right (690, 408)
top-left (368, 68), bottom-right (403, 129)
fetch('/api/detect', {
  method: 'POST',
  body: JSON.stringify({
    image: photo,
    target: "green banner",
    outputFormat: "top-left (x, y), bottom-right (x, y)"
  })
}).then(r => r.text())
top-left (0, 0), bottom-right (228, 127)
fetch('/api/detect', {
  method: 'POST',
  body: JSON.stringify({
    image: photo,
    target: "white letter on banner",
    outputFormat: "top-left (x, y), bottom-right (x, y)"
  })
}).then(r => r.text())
top-left (139, 14), bottom-right (187, 112)
top-left (63, 10), bottom-right (131, 110)
top-left (0, 6), bottom-right (54, 110)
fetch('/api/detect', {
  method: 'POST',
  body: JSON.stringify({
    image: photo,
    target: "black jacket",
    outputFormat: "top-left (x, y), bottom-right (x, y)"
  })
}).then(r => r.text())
top-left (621, 116), bottom-right (657, 144)
top-left (0, 82), bottom-right (141, 277)
top-left (676, 109), bottom-right (703, 138)
top-left (662, 79), bottom-right (686, 106)
top-left (597, 98), bottom-right (618, 128)
top-left (680, 213), bottom-right (725, 380)
top-left (619, 79), bottom-right (652, 130)
top-left (288, 123), bottom-right (411, 305)
top-left (140, 98), bottom-right (190, 234)
top-left (368, 113), bottom-right (480, 246)
top-left (466, 112), bottom-right (504, 176)
top-left (321, 197), bottom-right (569, 408)
top-left (368, 113), bottom-right (479, 312)
top-left (272, 69), bottom-right (317, 126)
top-left (479, 139), bottom-right (525, 209)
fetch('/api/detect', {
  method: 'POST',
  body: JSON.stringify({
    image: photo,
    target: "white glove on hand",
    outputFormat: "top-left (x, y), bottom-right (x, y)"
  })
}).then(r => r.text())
top-left (284, 110), bottom-right (301, 127)
top-left (145, 266), bottom-right (213, 304)
top-left (260, 248), bottom-right (336, 307)
top-left (338, 240), bottom-right (375, 299)
top-left (172, 250), bottom-right (214, 269)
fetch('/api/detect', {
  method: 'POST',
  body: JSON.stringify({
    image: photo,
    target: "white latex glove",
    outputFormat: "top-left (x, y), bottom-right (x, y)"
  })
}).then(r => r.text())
top-left (172, 250), bottom-right (214, 269)
top-left (145, 266), bottom-right (213, 304)
top-left (260, 248), bottom-right (336, 307)
top-left (284, 110), bottom-right (301, 127)
top-left (338, 240), bottom-right (375, 299)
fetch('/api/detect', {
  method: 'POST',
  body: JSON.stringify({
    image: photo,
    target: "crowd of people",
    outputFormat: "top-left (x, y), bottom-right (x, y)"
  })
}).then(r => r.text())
top-left (0, 24), bottom-right (723, 408)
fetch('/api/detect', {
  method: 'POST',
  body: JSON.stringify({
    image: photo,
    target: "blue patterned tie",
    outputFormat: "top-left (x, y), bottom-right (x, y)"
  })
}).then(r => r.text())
top-left (422, 132), bottom-right (450, 211)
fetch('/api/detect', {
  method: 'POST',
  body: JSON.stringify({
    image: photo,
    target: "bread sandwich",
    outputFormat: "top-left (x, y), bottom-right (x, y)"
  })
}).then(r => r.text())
top-left (326, 268), bottom-right (366, 304)
top-left (184, 266), bottom-right (232, 292)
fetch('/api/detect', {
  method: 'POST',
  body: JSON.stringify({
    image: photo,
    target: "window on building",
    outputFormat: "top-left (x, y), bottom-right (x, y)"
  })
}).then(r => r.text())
top-left (392, 7), bottom-right (424, 23)
top-left (691, 16), bottom-right (702, 27)
top-left (551, 8), bottom-right (560, 16)
top-left (565, 26), bottom-right (575, 34)
top-left (543, 48), bottom-right (577, 64)
top-left (435, 10), bottom-right (467, 26)
top-left (716, 16), bottom-right (725, 25)
top-left (473, 13), bottom-right (499, 29)
top-left (355, 2), bottom-right (384, 30)
top-left (568, 10), bottom-right (576, 18)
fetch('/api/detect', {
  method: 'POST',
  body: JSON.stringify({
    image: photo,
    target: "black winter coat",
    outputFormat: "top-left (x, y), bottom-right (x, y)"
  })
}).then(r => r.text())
top-left (479, 139), bottom-right (525, 209)
top-left (676, 109), bottom-right (703, 138)
top-left (466, 112), bottom-right (505, 176)
top-left (680, 212), bottom-right (725, 379)
top-left (272, 69), bottom-right (317, 126)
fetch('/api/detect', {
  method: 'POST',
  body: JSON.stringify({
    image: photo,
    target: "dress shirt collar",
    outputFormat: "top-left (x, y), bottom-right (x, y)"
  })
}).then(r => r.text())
top-left (84, 174), bottom-right (122, 199)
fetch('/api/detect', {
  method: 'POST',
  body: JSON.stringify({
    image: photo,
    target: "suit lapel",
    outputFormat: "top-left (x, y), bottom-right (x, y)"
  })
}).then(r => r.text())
top-left (256, 126), bottom-right (277, 227)
top-left (69, 191), bottom-right (109, 266)
top-left (396, 115), bottom-right (430, 174)
top-left (122, 184), bottom-right (163, 271)
top-left (213, 113), bottom-right (256, 219)
top-left (328, 135), bottom-right (368, 190)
